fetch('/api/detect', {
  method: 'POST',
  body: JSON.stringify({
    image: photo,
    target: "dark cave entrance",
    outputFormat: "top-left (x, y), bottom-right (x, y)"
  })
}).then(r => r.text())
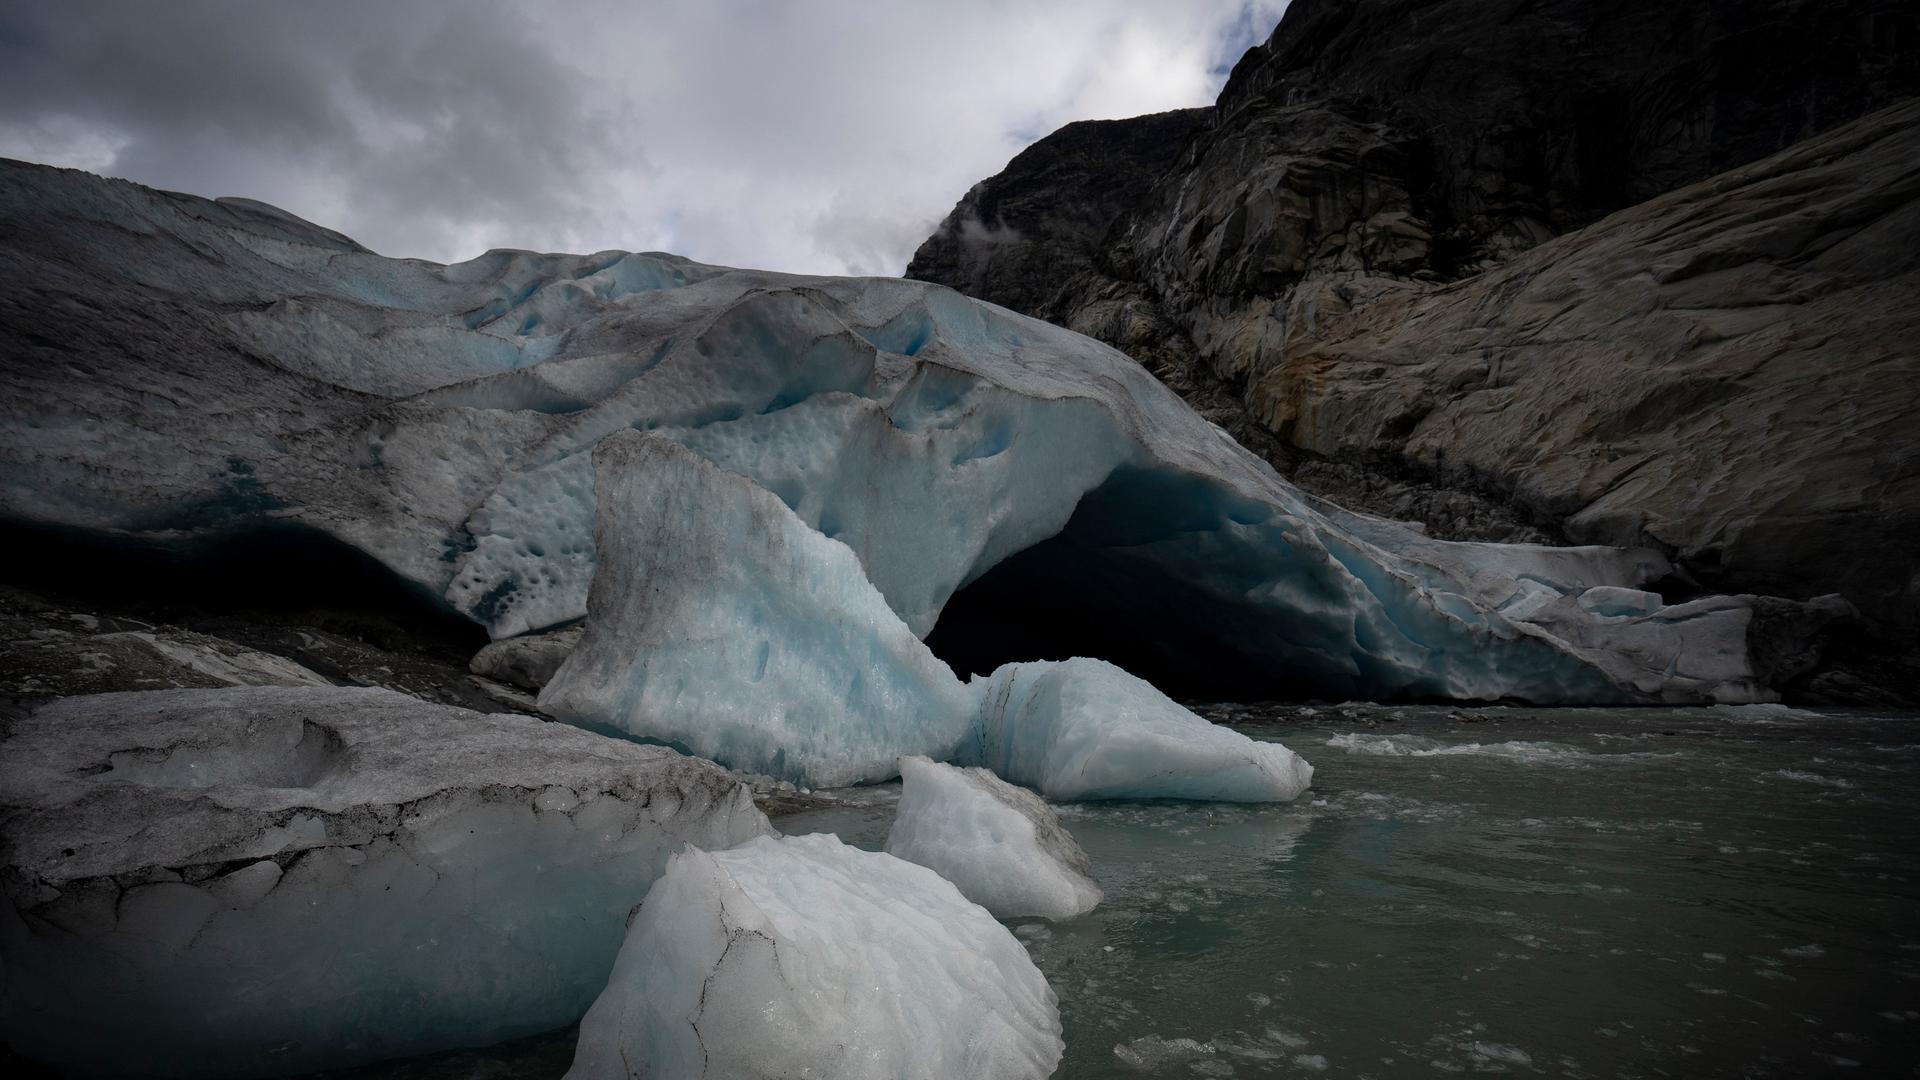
top-left (923, 466), bottom-right (1338, 704)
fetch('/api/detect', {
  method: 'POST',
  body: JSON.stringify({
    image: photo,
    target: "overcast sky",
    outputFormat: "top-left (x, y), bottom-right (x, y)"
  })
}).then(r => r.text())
top-left (0, 1), bottom-right (1286, 275)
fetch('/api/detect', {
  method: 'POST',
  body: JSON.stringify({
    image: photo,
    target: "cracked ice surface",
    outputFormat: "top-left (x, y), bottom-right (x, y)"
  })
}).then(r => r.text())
top-left (0, 686), bottom-right (769, 1077)
top-left (566, 832), bottom-right (1062, 1080)
top-left (0, 160), bottom-right (1784, 702)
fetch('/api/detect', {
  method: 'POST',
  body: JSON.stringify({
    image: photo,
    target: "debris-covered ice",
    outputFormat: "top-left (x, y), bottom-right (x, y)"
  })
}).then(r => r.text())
top-left (885, 756), bottom-right (1101, 919)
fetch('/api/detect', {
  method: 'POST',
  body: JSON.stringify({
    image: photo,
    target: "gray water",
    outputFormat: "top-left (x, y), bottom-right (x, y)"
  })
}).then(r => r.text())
top-left (782, 703), bottom-right (1920, 1078)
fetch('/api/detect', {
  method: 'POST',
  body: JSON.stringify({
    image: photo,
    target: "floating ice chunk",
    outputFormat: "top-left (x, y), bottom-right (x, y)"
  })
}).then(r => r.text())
top-left (966, 658), bottom-right (1314, 801)
top-left (0, 686), bottom-right (768, 1077)
top-left (885, 756), bottom-right (1101, 919)
top-left (567, 832), bottom-right (1062, 1080)
top-left (540, 434), bottom-right (977, 787)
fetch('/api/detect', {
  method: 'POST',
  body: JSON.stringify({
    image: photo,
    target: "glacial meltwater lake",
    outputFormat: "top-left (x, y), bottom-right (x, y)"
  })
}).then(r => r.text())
top-left (781, 703), bottom-right (1920, 1078)
top-left (344, 703), bottom-right (1920, 1080)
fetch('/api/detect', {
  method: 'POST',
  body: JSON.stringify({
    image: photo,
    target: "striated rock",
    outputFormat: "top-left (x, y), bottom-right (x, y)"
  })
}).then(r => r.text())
top-left (907, 0), bottom-right (1920, 660)
top-left (0, 686), bottom-right (769, 1076)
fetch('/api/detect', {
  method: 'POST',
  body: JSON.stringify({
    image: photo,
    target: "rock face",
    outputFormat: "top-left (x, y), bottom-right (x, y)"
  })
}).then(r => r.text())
top-left (908, 108), bottom-right (1206, 322)
top-left (906, 0), bottom-right (1920, 656)
top-left (1260, 103), bottom-right (1920, 633)
top-left (0, 686), bottom-right (769, 1076)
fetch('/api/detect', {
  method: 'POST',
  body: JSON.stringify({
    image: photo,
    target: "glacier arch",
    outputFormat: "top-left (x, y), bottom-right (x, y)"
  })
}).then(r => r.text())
top-left (0, 160), bottom-right (1806, 704)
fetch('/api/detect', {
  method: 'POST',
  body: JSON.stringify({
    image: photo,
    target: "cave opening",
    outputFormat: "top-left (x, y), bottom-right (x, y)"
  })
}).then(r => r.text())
top-left (923, 466), bottom-right (1344, 704)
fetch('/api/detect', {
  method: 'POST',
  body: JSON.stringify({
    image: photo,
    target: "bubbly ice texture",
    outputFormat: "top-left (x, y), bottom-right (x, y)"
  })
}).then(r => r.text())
top-left (886, 756), bottom-right (1102, 920)
top-left (0, 159), bottom-right (1799, 705)
top-left (0, 686), bottom-right (769, 1077)
top-left (566, 832), bottom-right (1063, 1080)
top-left (543, 435), bottom-right (1312, 799)
top-left (964, 659), bottom-right (1315, 801)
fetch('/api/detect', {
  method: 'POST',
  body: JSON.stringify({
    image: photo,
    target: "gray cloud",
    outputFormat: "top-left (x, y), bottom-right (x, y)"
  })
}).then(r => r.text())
top-left (0, 1), bottom-right (1285, 274)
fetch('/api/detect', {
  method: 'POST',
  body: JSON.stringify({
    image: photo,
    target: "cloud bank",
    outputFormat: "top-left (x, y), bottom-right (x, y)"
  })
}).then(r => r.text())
top-left (0, 1), bottom-right (1285, 274)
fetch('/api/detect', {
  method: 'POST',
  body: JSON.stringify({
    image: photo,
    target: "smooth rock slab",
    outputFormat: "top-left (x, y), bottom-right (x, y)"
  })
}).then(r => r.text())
top-left (886, 756), bottom-right (1102, 920)
top-left (567, 832), bottom-right (1062, 1080)
top-left (468, 623), bottom-right (583, 691)
top-left (0, 686), bottom-right (770, 1077)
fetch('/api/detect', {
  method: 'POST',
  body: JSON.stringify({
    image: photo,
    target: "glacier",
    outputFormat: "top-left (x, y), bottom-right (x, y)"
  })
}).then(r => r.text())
top-left (0, 158), bottom-right (1816, 706)
top-left (886, 756), bottom-right (1103, 920)
top-left (0, 686), bottom-right (769, 1077)
top-left (541, 433), bottom-right (1314, 797)
top-left (566, 832), bottom-right (1063, 1080)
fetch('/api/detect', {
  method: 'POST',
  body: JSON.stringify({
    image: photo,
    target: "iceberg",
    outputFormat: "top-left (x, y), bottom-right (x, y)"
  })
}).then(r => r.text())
top-left (566, 832), bottom-right (1062, 1080)
top-left (0, 686), bottom-right (769, 1077)
top-left (886, 756), bottom-right (1102, 919)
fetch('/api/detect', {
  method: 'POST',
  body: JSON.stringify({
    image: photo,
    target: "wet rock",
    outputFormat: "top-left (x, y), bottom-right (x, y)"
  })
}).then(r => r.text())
top-left (469, 624), bottom-right (583, 692)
